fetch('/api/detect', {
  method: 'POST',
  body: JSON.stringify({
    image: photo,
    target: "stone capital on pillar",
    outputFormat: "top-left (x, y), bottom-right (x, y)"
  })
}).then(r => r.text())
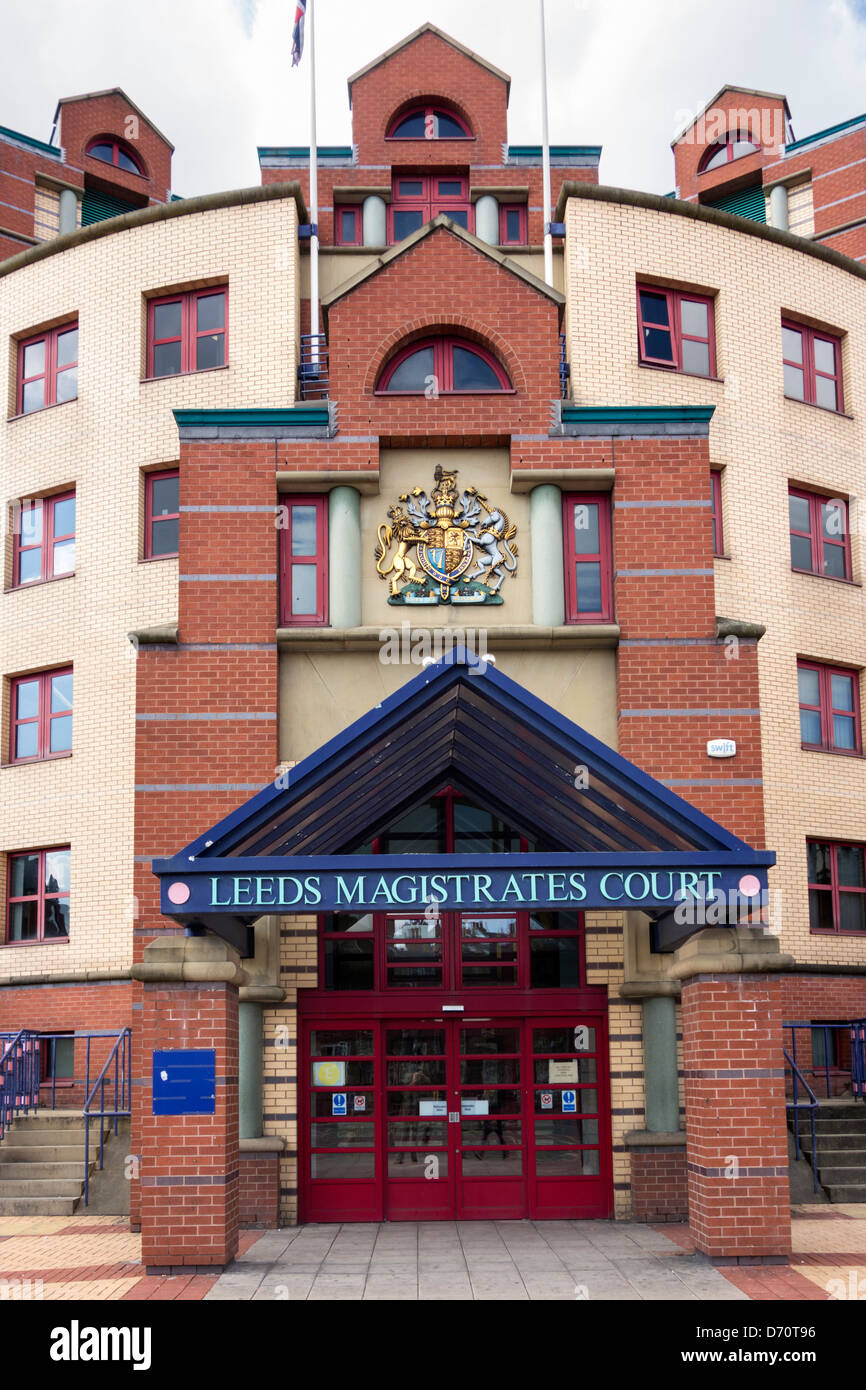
top-left (675, 928), bottom-right (794, 1263)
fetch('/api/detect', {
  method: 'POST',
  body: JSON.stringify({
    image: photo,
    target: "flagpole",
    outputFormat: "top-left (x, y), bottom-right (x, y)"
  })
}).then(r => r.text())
top-left (308, 0), bottom-right (320, 369)
top-left (539, 0), bottom-right (553, 287)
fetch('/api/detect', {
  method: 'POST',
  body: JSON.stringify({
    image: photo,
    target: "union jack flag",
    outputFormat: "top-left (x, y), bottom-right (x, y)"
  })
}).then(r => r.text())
top-left (291, 0), bottom-right (306, 65)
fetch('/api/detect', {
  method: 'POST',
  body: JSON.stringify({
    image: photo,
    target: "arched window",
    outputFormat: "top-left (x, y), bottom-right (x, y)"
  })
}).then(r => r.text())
top-left (698, 132), bottom-right (762, 173)
top-left (387, 105), bottom-right (471, 140)
top-left (377, 337), bottom-right (511, 394)
top-left (86, 136), bottom-right (145, 175)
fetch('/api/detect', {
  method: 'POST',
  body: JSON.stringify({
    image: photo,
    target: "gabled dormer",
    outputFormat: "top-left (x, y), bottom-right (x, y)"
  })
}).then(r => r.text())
top-left (672, 86), bottom-right (792, 220)
top-left (56, 88), bottom-right (173, 223)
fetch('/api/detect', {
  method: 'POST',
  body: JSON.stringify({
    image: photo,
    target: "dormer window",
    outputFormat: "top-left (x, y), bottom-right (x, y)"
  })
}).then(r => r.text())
top-left (387, 105), bottom-right (471, 140)
top-left (698, 133), bottom-right (762, 173)
top-left (86, 137), bottom-right (145, 176)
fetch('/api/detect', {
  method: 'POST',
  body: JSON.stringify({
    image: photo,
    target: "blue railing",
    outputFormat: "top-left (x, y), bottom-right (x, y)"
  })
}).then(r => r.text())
top-left (82, 1028), bottom-right (132, 1206)
top-left (785, 1020), bottom-right (866, 1102)
top-left (559, 332), bottom-right (571, 399)
top-left (298, 333), bottom-right (329, 400)
top-left (0, 1030), bottom-right (40, 1141)
top-left (784, 1046), bottom-right (819, 1193)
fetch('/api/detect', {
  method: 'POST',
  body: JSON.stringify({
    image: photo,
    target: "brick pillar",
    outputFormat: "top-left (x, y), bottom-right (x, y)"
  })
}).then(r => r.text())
top-left (673, 928), bottom-right (795, 1263)
top-left (133, 935), bottom-right (246, 1272)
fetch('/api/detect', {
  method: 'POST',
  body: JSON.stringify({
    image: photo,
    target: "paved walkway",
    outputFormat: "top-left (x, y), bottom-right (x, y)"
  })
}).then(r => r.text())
top-left (0, 1206), bottom-right (862, 1300)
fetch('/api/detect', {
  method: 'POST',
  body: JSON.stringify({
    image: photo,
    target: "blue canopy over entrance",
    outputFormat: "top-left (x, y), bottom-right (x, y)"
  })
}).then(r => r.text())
top-left (152, 648), bottom-right (773, 952)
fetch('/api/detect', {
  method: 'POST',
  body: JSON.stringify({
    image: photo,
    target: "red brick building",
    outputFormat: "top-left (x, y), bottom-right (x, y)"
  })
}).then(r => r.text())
top-left (1, 24), bottom-right (865, 1270)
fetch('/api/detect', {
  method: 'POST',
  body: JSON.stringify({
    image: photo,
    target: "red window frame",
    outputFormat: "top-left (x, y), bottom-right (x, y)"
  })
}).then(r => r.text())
top-left (710, 470), bottom-right (724, 557)
top-left (279, 495), bottom-right (328, 626)
top-left (335, 206), bottom-right (361, 245)
top-left (782, 319), bottom-right (843, 412)
top-left (388, 175), bottom-right (473, 243)
top-left (499, 204), bottom-right (528, 245)
top-left (9, 668), bottom-right (73, 765)
top-left (563, 493), bottom-right (613, 624)
top-left (386, 106), bottom-right (472, 140)
top-left (12, 491), bottom-right (75, 587)
top-left (797, 660), bottom-right (862, 755)
top-left (698, 132), bottom-right (762, 173)
top-left (86, 136), bottom-right (145, 175)
top-left (377, 336), bottom-right (511, 394)
top-left (144, 469), bottom-right (179, 560)
top-left (145, 286), bottom-right (228, 379)
top-left (788, 487), bottom-right (851, 581)
top-left (319, 908), bottom-right (585, 994)
top-left (807, 840), bottom-right (866, 936)
top-left (16, 322), bottom-right (78, 415)
top-left (5, 846), bottom-right (70, 946)
top-left (636, 284), bottom-right (716, 376)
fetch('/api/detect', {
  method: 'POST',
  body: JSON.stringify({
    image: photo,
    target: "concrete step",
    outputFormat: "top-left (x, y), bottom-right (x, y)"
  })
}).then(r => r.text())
top-left (0, 1178), bottom-right (83, 1198)
top-left (11, 1113), bottom-right (89, 1130)
top-left (818, 1164), bottom-right (866, 1183)
top-left (0, 1160), bottom-right (85, 1180)
top-left (0, 1195), bottom-right (79, 1216)
top-left (814, 1117), bottom-right (866, 1134)
top-left (824, 1184), bottom-right (866, 1203)
top-left (0, 1144), bottom-right (86, 1163)
top-left (797, 1131), bottom-right (866, 1152)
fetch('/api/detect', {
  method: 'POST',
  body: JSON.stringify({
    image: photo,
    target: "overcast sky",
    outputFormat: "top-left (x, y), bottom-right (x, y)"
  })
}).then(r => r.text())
top-left (2, 0), bottom-right (865, 198)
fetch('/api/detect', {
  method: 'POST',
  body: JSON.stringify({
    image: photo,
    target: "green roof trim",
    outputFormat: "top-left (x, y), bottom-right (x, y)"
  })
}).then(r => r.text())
top-left (173, 407), bottom-right (330, 428)
top-left (560, 405), bottom-right (716, 423)
top-left (258, 146), bottom-right (354, 161)
top-left (507, 145), bottom-right (602, 158)
top-left (0, 123), bottom-right (62, 159)
top-left (786, 112), bottom-right (866, 154)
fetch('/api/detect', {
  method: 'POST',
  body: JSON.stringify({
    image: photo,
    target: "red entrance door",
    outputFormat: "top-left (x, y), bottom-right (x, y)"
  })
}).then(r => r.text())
top-left (301, 1013), bottom-right (611, 1222)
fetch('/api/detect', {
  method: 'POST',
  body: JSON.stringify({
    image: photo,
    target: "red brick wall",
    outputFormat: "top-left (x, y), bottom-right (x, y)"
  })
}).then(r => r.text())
top-left (0, 140), bottom-right (83, 252)
top-left (674, 92), bottom-right (788, 202)
top-left (630, 1147), bottom-right (688, 1222)
top-left (239, 1152), bottom-right (280, 1228)
top-left (0, 981), bottom-right (132, 1109)
top-left (137, 978), bottom-right (239, 1270)
top-left (59, 93), bottom-right (172, 204)
top-left (682, 973), bottom-right (791, 1261)
top-left (326, 222), bottom-right (562, 444)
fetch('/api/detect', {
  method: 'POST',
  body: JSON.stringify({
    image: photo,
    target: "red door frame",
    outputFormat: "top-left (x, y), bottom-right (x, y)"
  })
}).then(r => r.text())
top-left (299, 995), bottom-right (612, 1223)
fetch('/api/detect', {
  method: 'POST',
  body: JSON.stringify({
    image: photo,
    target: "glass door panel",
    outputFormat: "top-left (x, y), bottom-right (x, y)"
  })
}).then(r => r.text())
top-left (305, 1027), bottom-right (378, 1219)
top-left (384, 1025), bottom-right (452, 1218)
top-left (456, 1024), bottom-right (526, 1217)
top-left (529, 1020), bottom-right (609, 1216)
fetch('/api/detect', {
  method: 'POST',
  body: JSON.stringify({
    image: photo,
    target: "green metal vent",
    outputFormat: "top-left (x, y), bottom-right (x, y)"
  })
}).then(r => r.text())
top-left (705, 184), bottom-right (767, 224)
top-left (80, 188), bottom-right (138, 226)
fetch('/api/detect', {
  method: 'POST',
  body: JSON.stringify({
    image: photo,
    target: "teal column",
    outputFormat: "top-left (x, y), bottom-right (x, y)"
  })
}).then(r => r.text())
top-left (59, 189), bottom-right (78, 236)
top-left (328, 486), bottom-right (361, 629)
top-left (530, 484), bottom-right (565, 626)
top-left (238, 1001), bottom-right (263, 1140)
top-left (643, 995), bottom-right (680, 1133)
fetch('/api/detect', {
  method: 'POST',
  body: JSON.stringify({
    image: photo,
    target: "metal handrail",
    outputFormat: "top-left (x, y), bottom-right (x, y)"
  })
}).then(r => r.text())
top-left (784, 1046), bottom-right (819, 1194)
top-left (82, 1028), bottom-right (132, 1206)
top-left (785, 1019), bottom-right (866, 1101)
top-left (0, 1030), bottom-right (40, 1141)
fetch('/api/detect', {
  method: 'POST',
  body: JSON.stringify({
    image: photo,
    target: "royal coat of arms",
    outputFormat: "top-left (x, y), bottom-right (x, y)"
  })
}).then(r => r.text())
top-left (374, 466), bottom-right (519, 605)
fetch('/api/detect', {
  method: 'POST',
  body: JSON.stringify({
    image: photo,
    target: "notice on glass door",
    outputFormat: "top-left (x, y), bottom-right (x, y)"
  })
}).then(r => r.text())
top-left (549, 1060), bottom-right (578, 1083)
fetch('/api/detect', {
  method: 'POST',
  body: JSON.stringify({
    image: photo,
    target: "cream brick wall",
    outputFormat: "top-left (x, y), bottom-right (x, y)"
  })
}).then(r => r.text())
top-left (0, 195), bottom-right (299, 981)
top-left (564, 197), bottom-right (866, 968)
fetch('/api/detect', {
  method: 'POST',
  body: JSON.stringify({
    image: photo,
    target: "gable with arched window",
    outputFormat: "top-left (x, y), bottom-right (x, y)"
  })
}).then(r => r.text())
top-left (377, 336), bottom-right (512, 394)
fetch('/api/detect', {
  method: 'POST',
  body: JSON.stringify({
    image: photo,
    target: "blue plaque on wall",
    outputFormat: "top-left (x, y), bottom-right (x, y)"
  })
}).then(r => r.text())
top-left (152, 1049), bottom-right (216, 1115)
